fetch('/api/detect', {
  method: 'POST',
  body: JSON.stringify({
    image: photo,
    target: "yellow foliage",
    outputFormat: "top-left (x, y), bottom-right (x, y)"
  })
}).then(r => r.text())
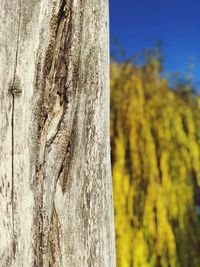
top-left (111, 60), bottom-right (200, 267)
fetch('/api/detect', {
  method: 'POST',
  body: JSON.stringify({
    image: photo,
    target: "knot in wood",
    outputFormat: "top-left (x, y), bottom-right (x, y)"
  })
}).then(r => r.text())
top-left (9, 84), bottom-right (22, 96)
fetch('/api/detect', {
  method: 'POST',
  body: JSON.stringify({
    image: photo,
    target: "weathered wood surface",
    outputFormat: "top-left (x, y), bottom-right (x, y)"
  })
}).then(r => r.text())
top-left (0, 0), bottom-right (115, 266)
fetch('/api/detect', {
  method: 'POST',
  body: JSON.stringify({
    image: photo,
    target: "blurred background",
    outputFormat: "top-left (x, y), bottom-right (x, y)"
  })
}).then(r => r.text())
top-left (109, 1), bottom-right (200, 266)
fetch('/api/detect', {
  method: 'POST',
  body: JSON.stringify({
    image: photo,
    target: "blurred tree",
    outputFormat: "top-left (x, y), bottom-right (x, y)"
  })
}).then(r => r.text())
top-left (111, 54), bottom-right (200, 267)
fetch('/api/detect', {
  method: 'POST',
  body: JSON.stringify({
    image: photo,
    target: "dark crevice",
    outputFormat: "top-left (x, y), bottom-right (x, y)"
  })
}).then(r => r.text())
top-left (33, 0), bottom-right (85, 263)
top-left (56, 0), bottom-right (67, 33)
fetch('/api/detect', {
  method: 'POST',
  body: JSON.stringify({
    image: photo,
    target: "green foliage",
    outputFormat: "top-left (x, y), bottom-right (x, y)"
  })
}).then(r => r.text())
top-left (110, 58), bottom-right (200, 267)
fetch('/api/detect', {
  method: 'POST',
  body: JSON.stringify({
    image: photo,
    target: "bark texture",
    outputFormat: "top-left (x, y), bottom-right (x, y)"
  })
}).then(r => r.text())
top-left (0, 0), bottom-right (115, 266)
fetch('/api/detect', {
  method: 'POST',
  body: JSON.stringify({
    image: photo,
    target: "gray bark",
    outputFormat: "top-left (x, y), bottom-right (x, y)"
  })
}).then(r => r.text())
top-left (0, 0), bottom-right (115, 266)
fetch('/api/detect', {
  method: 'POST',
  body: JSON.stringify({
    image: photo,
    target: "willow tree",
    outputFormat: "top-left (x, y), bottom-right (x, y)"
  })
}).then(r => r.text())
top-left (111, 60), bottom-right (200, 267)
top-left (0, 0), bottom-right (115, 266)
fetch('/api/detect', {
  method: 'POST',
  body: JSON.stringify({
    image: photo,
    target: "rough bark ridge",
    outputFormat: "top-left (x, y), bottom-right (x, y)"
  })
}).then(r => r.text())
top-left (0, 0), bottom-right (115, 266)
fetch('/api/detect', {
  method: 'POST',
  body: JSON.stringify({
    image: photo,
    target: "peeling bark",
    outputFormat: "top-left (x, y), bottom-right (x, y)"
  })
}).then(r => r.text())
top-left (0, 0), bottom-right (115, 266)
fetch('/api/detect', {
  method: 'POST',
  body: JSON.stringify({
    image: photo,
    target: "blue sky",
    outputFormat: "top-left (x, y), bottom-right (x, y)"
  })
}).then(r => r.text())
top-left (110, 0), bottom-right (200, 89)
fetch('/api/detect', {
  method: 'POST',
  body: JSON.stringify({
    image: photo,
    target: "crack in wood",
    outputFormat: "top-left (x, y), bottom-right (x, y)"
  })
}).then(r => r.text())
top-left (9, 0), bottom-right (22, 259)
top-left (32, 1), bottom-right (85, 264)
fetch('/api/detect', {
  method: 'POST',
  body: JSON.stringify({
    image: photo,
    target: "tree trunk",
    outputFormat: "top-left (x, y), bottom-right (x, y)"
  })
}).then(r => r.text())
top-left (0, 0), bottom-right (115, 266)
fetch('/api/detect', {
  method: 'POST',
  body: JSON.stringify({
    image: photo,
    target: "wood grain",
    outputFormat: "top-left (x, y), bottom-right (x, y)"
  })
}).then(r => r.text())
top-left (0, 0), bottom-right (115, 266)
